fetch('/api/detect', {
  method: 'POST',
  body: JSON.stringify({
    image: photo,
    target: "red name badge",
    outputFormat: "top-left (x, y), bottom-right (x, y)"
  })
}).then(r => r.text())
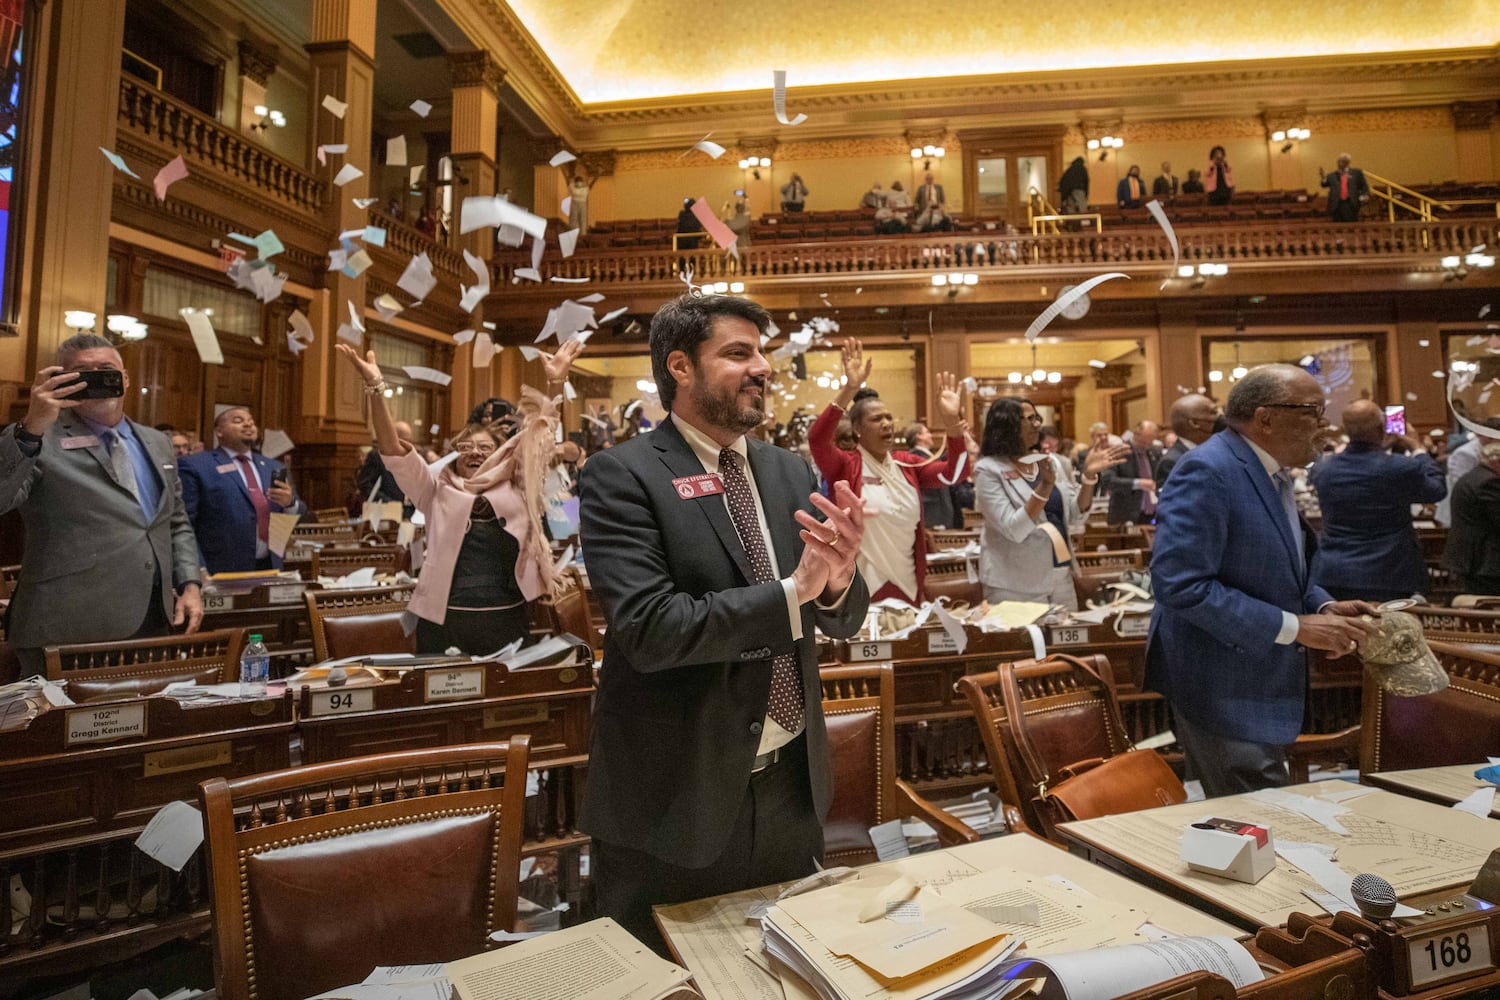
top-left (673, 473), bottom-right (724, 499)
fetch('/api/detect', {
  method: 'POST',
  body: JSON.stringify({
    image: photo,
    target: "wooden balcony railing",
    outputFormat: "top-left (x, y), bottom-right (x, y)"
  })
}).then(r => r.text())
top-left (117, 76), bottom-right (323, 215)
top-left (494, 218), bottom-right (1499, 287)
top-left (367, 208), bottom-right (467, 279)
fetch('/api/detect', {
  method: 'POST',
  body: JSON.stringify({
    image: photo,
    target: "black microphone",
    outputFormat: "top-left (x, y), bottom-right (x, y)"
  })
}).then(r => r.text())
top-left (1351, 873), bottom-right (1398, 920)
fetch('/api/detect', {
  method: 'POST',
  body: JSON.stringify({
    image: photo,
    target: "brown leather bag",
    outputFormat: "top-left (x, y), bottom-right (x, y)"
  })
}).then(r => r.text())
top-left (998, 655), bottom-right (1185, 839)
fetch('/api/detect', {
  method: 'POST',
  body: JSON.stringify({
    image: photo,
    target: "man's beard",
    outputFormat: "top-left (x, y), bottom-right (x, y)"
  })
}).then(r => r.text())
top-left (693, 377), bottom-right (764, 434)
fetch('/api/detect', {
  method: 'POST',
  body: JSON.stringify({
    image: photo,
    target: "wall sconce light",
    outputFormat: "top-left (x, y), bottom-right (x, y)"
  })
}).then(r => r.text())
top-left (106, 313), bottom-right (149, 342)
top-left (931, 272), bottom-right (978, 297)
top-left (1178, 261), bottom-right (1228, 288)
top-left (1271, 126), bottom-right (1310, 154)
top-left (1442, 250), bottom-right (1496, 281)
top-left (738, 156), bottom-right (770, 180)
top-left (911, 144), bottom-right (946, 171)
top-left (63, 310), bottom-right (98, 331)
top-left (250, 105), bottom-right (287, 133)
top-left (1086, 136), bottom-right (1125, 161)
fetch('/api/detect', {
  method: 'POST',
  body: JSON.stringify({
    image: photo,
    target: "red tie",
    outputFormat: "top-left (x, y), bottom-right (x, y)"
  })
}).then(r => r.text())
top-left (1340, 173), bottom-right (1349, 200)
top-left (236, 454), bottom-right (271, 542)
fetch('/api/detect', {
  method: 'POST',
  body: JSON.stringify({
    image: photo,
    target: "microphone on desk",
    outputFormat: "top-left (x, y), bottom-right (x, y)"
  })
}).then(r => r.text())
top-left (1351, 873), bottom-right (1398, 919)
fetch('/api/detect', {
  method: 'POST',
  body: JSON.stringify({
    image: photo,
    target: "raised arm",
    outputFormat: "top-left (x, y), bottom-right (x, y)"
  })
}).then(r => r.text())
top-left (336, 345), bottom-right (403, 457)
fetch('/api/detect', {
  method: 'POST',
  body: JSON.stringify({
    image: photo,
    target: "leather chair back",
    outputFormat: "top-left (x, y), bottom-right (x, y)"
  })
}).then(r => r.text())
top-left (536, 567), bottom-right (593, 648)
top-left (1360, 640), bottom-right (1500, 773)
top-left (45, 628), bottom-right (245, 702)
top-left (305, 585), bottom-right (416, 662)
top-left (923, 560), bottom-right (982, 606)
top-left (199, 739), bottom-right (530, 1000)
top-left (957, 654), bottom-right (1136, 839)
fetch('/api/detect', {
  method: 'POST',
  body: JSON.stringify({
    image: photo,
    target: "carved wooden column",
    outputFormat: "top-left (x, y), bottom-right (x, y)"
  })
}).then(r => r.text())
top-left (1453, 101), bottom-right (1499, 183)
top-left (531, 135), bottom-right (567, 225)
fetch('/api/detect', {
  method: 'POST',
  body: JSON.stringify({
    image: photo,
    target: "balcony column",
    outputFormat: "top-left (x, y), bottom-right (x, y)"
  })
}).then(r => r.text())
top-left (296, 0), bottom-right (377, 503)
top-left (1452, 101), bottom-right (1499, 183)
top-left (446, 50), bottom-right (503, 420)
top-left (5, 0), bottom-right (128, 390)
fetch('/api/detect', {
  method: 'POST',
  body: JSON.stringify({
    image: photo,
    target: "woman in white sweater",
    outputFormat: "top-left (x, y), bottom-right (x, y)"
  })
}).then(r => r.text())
top-left (975, 397), bottom-right (1126, 609)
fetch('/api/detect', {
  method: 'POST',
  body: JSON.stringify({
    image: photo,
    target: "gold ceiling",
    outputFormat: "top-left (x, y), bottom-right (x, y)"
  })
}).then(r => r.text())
top-left (501, 0), bottom-right (1500, 104)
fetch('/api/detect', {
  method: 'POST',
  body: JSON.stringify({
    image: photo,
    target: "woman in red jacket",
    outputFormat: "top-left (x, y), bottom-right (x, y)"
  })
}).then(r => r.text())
top-left (809, 338), bottom-right (965, 604)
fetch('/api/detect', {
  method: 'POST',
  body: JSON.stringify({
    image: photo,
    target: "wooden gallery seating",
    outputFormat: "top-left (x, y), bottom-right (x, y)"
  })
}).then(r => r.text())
top-left (1359, 640), bottom-right (1500, 774)
top-left (1411, 604), bottom-right (1500, 653)
top-left (819, 663), bottom-right (981, 866)
top-left (45, 628), bottom-right (246, 701)
top-left (923, 558), bottom-right (982, 605)
top-left (924, 528), bottom-right (979, 552)
top-left (288, 522), bottom-right (359, 546)
top-left (304, 584), bottom-right (416, 661)
top-left (310, 544), bottom-right (406, 580)
top-left (199, 740), bottom-right (530, 1000)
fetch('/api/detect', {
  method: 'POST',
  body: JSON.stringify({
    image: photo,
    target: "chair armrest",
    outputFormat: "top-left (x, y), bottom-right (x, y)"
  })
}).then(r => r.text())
top-left (1286, 725), bottom-right (1361, 784)
top-left (1001, 803), bottom-right (1035, 838)
top-left (894, 778), bottom-right (980, 846)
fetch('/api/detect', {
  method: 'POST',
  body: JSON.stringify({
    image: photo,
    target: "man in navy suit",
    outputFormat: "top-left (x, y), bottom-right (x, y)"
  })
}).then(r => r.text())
top-left (1310, 400), bottom-right (1446, 602)
top-left (179, 406), bottom-right (305, 573)
top-left (1146, 365), bottom-right (1377, 797)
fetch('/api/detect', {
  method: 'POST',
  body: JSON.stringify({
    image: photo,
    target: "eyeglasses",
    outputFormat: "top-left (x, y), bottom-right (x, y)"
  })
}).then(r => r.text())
top-left (1023, 414), bottom-right (1044, 425)
top-left (1265, 402), bottom-right (1326, 418)
top-left (455, 443), bottom-right (496, 456)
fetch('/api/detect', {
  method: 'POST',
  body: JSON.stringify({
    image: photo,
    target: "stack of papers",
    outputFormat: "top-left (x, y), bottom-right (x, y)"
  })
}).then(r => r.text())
top-left (447, 918), bottom-right (692, 1000)
top-left (0, 677), bottom-right (71, 732)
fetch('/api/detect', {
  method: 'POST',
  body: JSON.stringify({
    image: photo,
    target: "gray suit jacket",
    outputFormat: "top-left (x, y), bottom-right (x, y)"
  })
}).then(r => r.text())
top-left (0, 414), bottom-right (199, 650)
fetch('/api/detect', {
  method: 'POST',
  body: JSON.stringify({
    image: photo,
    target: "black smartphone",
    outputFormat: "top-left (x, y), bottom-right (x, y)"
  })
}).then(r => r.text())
top-left (71, 369), bottom-right (124, 399)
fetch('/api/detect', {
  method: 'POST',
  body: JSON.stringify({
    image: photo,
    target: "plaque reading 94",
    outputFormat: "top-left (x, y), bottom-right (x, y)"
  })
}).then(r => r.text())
top-left (1408, 924), bottom-right (1492, 988)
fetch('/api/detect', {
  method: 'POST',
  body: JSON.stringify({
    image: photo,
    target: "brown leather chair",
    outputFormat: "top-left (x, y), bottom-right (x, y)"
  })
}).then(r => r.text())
top-left (199, 739), bottom-right (530, 1000)
top-left (1359, 640), bottom-right (1500, 774)
top-left (44, 628), bottom-right (246, 702)
top-left (311, 544), bottom-right (406, 580)
top-left (821, 663), bottom-right (980, 865)
top-left (0, 563), bottom-right (19, 599)
top-left (958, 653), bottom-right (1179, 841)
top-left (305, 584), bottom-right (416, 661)
top-left (534, 567), bottom-right (597, 650)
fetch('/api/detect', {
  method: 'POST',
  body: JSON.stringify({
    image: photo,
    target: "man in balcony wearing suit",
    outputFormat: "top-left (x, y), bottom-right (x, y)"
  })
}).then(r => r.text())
top-left (1153, 161), bottom-right (1179, 198)
top-left (1320, 153), bottom-right (1370, 222)
top-left (1146, 365), bottom-right (1377, 797)
top-left (579, 294), bottom-right (869, 956)
top-left (1116, 164), bottom-right (1148, 208)
top-left (179, 406), bottom-right (305, 573)
top-left (1, 335), bottom-right (203, 677)
top-left (913, 171), bottom-right (951, 231)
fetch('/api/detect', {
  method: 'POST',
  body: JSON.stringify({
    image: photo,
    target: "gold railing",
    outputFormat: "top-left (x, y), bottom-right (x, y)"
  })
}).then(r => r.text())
top-left (1366, 171), bottom-right (1452, 223)
top-left (116, 76), bottom-right (324, 214)
top-left (494, 218), bottom-right (1499, 288)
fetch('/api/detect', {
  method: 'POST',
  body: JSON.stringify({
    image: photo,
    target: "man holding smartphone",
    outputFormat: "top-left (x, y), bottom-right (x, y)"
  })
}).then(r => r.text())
top-left (1, 334), bottom-right (203, 677)
top-left (180, 406), bottom-right (305, 573)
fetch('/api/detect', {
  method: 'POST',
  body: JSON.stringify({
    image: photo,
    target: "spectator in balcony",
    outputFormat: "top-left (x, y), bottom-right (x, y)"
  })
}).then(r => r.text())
top-left (676, 197), bottom-right (705, 250)
top-left (1116, 164), bottom-right (1148, 208)
top-left (809, 339), bottom-right (966, 604)
top-left (1181, 169), bottom-right (1205, 194)
top-left (876, 182), bottom-right (910, 234)
top-left (780, 173), bottom-right (809, 212)
top-left (1059, 157), bottom-right (1090, 215)
top-left (1205, 146), bottom-right (1235, 205)
top-left (916, 199), bottom-right (953, 233)
top-left (1153, 161), bottom-right (1179, 198)
top-left (1319, 153), bottom-right (1370, 223)
top-left (566, 166), bottom-right (597, 234)
top-left (860, 182), bottom-right (885, 210)
top-left (724, 198), bottom-right (751, 247)
top-left (415, 205), bottom-right (437, 238)
top-left (914, 171), bottom-right (946, 217)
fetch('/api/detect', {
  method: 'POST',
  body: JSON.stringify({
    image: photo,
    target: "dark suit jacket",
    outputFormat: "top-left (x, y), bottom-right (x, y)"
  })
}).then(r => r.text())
top-left (179, 446), bottom-right (303, 573)
top-left (1116, 176), bottom-right (1147, 207)
top-left (1321, 167), bottom-right (1370, 213)
top-left (1099, 446), bottom-right (1163, 524)
top-left (578, 418), bottom-right (869, 868)
top-left (1146, 430), bottom-right (1332, 744)
top-left (913, 183), bottom-right (946, 212)
top-left (1152, 174), bottom-right (1178, 197)
top-left (1310, 445), bottom-right (1446, 596)
top-left (356, 448), bottom-right (409, 511)
top-left (1153, 440), bottom-right (1191, 490)
top-left (1442, 465), bottom-right (1500, 584)
top-left (0, 415), bottom-right (198, 651)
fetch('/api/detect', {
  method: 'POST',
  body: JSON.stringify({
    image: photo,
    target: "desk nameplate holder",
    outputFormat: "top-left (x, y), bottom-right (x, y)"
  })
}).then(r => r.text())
top-left (834, 619), bottom-right (1145, 663)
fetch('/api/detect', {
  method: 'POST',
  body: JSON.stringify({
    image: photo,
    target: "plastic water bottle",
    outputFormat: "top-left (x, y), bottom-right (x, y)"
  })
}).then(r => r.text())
top-left (239, 634), bottom-right (270, 697)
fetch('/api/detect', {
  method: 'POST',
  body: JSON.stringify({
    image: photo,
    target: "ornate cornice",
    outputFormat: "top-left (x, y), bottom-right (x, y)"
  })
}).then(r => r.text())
top-left (448, 50), bottom-right (507, 97)
top-left (237, 39), bottom-right (278, 87)
top-left (578, 151), bottom-right (616, 178)
top-left (1093, 364), bottom-right (1133, 389)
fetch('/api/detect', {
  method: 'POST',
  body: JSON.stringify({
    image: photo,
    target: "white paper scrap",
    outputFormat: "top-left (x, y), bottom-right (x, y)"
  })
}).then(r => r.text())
top-left (518, 345), bottom-right (540, 361)
top-left (286, 331), bottom-right (307, 355)
top-left (289, 310), bottom-right (314, 344)
top-left (1277, 840), bottom-right (1423, 918)
top-left (347, 299), bottom-right (365, 334)
top-left (267, 510), bottom-right (300, 558)
top-left (385, 135), bottom-right (407, 167)
top-left (261, 429), bottom-right (295, 460)
top-left (343, 248), bottom-right (373, 278)
top-left (514, 267), bottom-right (542, 283)
top-left (558, 228), bottom-right (579, 258)
top-left (333, 163), bottom-right (364, 187)
top-left (250, 266), bottom-right (287, 304)
top-left (353, 197), bottom-right (378, 209)
top-left (691, 135), bottom-right (726, 159)
top-left (134, 801), bottom-right (204, 872)
top-left (1453, 786), bottom-right (1497, 818)
top-left (460, 195), bottom-right (547, 240)
top-left (562, 380), bottom-right (577, 401)
top-left (472, 331), bottom-right (496, 368)
top-left (373, 293), bottom-right (404, 320)
top-left (772, 69), bottom-right (807, 125)
top-left (100, 147), bottom-right (140, 178)
top-left (1146, 200), bottom-right (1180, 275)
top-left (549, 150), bottom-right (576, 167)
top-left (318, 143), bottom-right (348, 167)
top-left (459, 248), bottom-right (490, 312)
top-left (336, 323), bottom-right (362, 345)
top-left (868, 819), bottom-right (910, 861)
top-left (409, 165), bottom-right (424, 187)
top-left (578, 293), bottom-right (605, 304)
top-left (453, 329), bottom-right (476, 345)
top-left (401, 365), bottom-right (452, 386)
top-left (321, 94), bottom-right (348, 118)
top-left (180, 309), bottom-right (223, 365)
top-left (397, 252), bottom-right (437, 303)
top-left (1025, 272), bottom-right (1129, 341)
top-left (599, 306), bottom-right (629, 324)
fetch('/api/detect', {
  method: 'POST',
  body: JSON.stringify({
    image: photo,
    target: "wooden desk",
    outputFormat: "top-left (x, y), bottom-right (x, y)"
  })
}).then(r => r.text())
top-left (199, 580), bottom-right (321, 677)
top-left (654, 834), bottom-right (1241, 1000)
top-left (1057, 783), bottom-right (1500, 932)
top-left (1365, 764), bottom-right (1499, 818)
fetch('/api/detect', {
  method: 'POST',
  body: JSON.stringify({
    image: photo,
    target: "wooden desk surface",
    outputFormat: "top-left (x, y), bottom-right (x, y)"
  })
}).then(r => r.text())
top-left (1058, 783), bottom-right (1500, 932)
top-left (1365, 764), bottom-right (1499, 818)
top-left (654, 834), bottom-right (1241, 1000)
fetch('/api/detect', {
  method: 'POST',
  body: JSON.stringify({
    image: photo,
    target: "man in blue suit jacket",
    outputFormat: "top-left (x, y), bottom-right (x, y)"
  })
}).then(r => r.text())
top-left (1311, 400), bottom-right (1446, 602)
top-left (179, 406), bottom-right (305, 573)
top-left (1146, 365), bottom-right (1377, 797)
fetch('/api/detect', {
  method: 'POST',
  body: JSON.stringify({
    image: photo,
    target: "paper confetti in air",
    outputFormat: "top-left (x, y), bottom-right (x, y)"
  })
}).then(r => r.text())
top-left (347, 299), bottom-right (365, 333)
top-left (514, 267), bottom-right (542, 283)
top-left (559, 229), bottom-right (580, 257)
top-left (252, 230), bottom-right (284, 260)
top-left (1025, 273), bottom-right (1129, 341)
top-left (773, 70), bottom-right (807, 126)
top-left (550, 276), bottom-right (590, 283)
top-left (1481, 305), bottom-right (1492, 319)
top-left (402, 366), bottom-right (452, 386)
top-left (690, 135), bottom-right (726, 159)
top-left (289, 310), bottom-right (315, 344)
top-left (316, 143), bottom-right (347, 166)
top-left (180, 309), bottom-right (223, 365)
top-left (453, 329), bottom-right (476, 345)
top-left (410, 99), bottom-right (432, 118)
top-left (100, 148), bottom-right (140, 178)
top-left (286, 331), bottom-right (307, 355)
top-left (397, 252), bottom-right (437, 303)
top-left (352, 197), bottom-right (378, 209)
top-left (1448, 365), bottom-right (1500, 440)
top-left (460, 196), bottom-right (547, 240)
top-left (373, 293), bottom-right (404, 320)
top-left (321, 94), bottom-right (348, 118)
top-left (409, 165), bottom-right (424, 187)
top-left (563, 381), bottom-right (577, 401)
top-left (362, 226), bottom-right (387, 247)
top-left (690, 198), bottom-right (739, 255)
top-left (518, 345), bottom-right (541, 361)
top-left (473, 331), bottom-right (496, 367)
top-left (249, 267), bottom-right (286, 304)
top-left (1145, 200), bottom-right (1179, 276)
top-left (560, 196), bottom-right (572, 218)
top-left (336, 322), bottom-right (362, 345)
top-left (496, 224), bottom-right (526, 248)
top-left (333, 163), bottom-right (364, 187)
top-left (153, 156), bottom-right (188, 200)
top-left (386, 135), bottom-right (407, 167)
top-left (578, 293), bottom-right (605, 304)
top-left (549, 150), bottom-right (577, 167)
top-left (343, 249), bottom-right (373, 278)
top-left (599, 306), bottom-right (628, 324)
top-left (459, 248), bottom-right (490, 313)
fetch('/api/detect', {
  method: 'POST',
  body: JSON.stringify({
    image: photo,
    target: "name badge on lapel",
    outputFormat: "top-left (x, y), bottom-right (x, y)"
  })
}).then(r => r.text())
top-left (673, 473), bottom-right (724, 499)
top-left (60, 435), bottom-right (99, 450)
top-left (215, 463), bottom-right (238, 474)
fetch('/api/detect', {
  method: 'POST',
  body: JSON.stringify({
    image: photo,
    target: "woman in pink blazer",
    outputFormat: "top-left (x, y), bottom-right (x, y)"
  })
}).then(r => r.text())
top-left (336, 339), bottom-right (583, 654)
top-left (808, 338), bottom-right (965, 605)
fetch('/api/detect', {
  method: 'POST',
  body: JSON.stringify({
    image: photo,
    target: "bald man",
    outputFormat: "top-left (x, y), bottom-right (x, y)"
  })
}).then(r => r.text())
top-left (358, 419), bottom-right (415, 515)
top-left (1155, 394), bottom-right (1222, 490)
top-left (1308, 400), bottom-right (1446, 602)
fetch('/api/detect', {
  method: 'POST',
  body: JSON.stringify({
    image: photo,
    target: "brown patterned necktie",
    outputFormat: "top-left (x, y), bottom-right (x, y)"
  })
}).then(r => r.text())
top-left (719, 447), bottom-right (804, 733)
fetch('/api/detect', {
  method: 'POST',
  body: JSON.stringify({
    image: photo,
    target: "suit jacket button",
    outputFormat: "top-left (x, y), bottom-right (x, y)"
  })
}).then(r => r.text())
top-left (749, 721), bottom-right (763, 735)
